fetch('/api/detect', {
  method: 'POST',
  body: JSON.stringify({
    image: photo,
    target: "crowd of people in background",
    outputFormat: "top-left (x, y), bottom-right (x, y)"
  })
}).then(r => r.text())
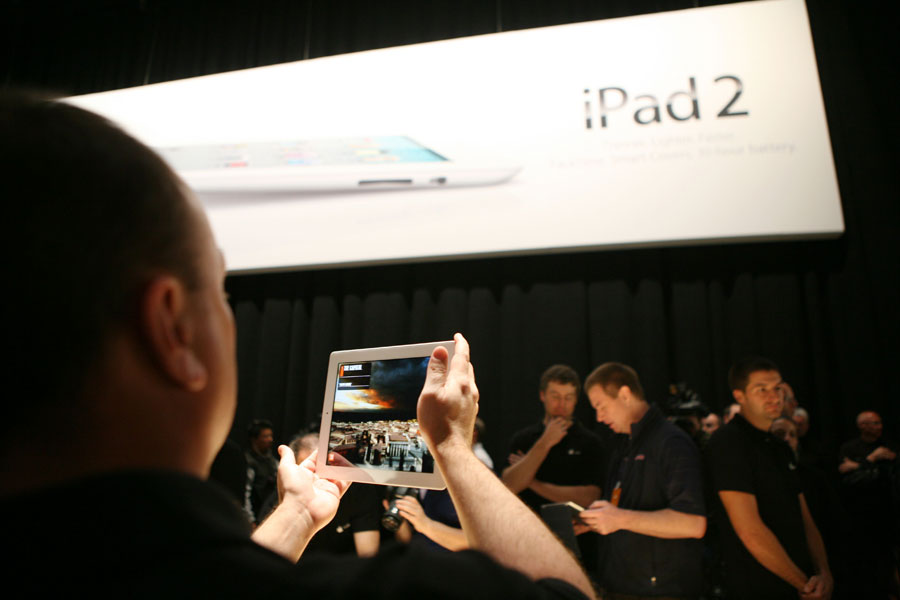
top-left (234, 359), bottom-right (898, 600)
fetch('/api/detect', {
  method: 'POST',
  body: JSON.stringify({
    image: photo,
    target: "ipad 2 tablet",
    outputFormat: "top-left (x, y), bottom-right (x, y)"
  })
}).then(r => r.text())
top-left (156, 137), bottom-right (519, 193)
top-left (315, 340), bottom-right (454, 489)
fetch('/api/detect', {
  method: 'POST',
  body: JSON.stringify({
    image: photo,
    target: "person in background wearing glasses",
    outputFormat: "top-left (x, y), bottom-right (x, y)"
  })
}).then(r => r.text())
top-left (705, 357), bottom-right (833, 600)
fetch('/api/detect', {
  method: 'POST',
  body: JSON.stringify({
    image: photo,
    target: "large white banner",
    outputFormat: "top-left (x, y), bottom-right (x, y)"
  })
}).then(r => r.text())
top-left (70, 0), bottom-right (842, 273)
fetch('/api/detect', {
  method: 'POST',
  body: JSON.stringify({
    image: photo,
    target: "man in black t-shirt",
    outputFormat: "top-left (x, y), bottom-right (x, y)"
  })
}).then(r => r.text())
top-left (502, 365), bottom-right (606, 512)
top-left (706, 357), bottom-right (832, 600)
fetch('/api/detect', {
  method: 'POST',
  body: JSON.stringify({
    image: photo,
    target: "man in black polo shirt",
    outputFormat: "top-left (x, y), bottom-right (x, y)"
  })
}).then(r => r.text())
top-left (579, 362), bottom-right (706, 599)
top-left (502, 365), bottom-right (606, 512)
top-left (706, 357), bottom-right (832, 600)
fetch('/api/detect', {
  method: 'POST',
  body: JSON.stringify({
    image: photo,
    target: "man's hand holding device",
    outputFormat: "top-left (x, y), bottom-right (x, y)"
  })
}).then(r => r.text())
top-left (276, 446), bottom-right (352, 528)
top-left (260, 334), bottom-right (596, 600)
top-left (416, 334), bottom-right (479, 454)
top-left (251, 446), bottom-right (351, 561)
top-left (579, 500), bottom-right (625, 535)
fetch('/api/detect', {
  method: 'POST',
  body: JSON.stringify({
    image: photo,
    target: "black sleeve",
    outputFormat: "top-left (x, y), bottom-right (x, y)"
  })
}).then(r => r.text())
top-left (347, 485), bottom-right (382, 533)
top-left (582, 433), bottom-right (608, 489)
top-left (661, 433), bottom-right (705, 515)
top-left (837, 440), bottom-right (854, 462)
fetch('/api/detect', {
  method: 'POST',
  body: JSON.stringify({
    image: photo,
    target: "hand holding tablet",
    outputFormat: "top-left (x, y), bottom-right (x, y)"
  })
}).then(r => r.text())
top-left (416, 334), bottom-right (479, 453)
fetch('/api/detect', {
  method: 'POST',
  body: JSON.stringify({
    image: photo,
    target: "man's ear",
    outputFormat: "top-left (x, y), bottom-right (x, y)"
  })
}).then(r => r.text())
top-left (139, 275), bottom-right (207, 392)
top-left (732, 389), bottom-right (744, 405)
top-left (618, 385), bottom-right (631, 403)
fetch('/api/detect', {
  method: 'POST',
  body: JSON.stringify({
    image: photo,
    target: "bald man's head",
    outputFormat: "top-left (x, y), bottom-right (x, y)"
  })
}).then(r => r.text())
top-left (856, 411), bottom-right (883, 443)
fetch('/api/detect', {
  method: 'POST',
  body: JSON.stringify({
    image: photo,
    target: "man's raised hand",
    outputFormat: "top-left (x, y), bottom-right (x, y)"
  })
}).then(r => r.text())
top-left (417, 333), bottom-right (479, 452)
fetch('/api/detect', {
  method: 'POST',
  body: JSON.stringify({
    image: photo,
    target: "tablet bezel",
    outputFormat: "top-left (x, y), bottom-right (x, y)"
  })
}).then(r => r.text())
top-left (315, 340), bottom-right (454, 490)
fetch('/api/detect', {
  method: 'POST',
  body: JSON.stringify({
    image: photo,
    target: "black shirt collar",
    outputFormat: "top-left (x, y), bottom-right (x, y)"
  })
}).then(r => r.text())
top-left (629, 403), bottom-right (662, 441)
top-left (731, 412), bottom-right (772, 440)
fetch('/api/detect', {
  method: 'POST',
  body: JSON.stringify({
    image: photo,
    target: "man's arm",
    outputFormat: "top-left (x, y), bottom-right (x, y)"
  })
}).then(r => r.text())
top-left (395, 495), bottom-right (469, 551)
top-left (251, 447), bottom-right (350, 562)
top-left (352, 530), bottom-right (380, 557)
top-left (580, 500), bottom-right (705, 538)
top-left (394, 495), bottom-right (469, 551)
top-left (837, 457), bottom-right (860, 474)
top-left (418, 334), bottom-right (596, 600)
top-left (867, 446), bottom-right (897, 462)
top-left (501, 419), bottom-right (569, 493)
top-left (799, 494), bottom-right (833, 600)
top-left (528, 480), bottom-right (601, 509)
top-left (718, 490), bottom-right (809, 591)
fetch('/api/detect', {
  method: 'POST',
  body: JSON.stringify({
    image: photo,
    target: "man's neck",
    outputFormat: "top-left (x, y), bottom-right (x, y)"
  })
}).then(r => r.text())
top-left (743, 412), bottom-right (773, 432)
top-left (626, 401), bottom-right (650, 437)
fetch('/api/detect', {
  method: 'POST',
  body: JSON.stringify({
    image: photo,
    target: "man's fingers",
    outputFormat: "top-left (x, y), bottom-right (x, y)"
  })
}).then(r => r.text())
top-left (422, 344), bottom-right (450, 394)
top-left (335, 479), bottom-right (352, 497)
top-left (278, 444), bottom-right (296, 468)
top-left (327, 451), bottom-right (354, 468)
top-left (448, 333), bottom-right (472, 382)
top-left (453, 332), bottom-right (470, 362)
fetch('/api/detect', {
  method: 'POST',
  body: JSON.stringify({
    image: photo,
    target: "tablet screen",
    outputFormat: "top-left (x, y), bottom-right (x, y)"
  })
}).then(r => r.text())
top-left (325, 356), bottom-right (435, 474)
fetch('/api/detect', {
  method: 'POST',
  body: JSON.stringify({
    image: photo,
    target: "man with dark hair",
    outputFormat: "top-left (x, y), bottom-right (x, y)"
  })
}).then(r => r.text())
top-left (502, 364), bottom-right (606, 511)
top-left (580, 362), bottom-right (706, 599)
top-left (0, 94), bottom-right (594, 600)
top-left (706, 357), bottom-right (832, 600)
top-left (246, 418), bottom-right (278, 524)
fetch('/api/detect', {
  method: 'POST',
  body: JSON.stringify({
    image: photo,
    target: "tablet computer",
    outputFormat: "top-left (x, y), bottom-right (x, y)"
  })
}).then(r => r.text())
top-left (315, 340), bottom-right (454, 489)
top-left (156, 136), bottom-right (520, 193)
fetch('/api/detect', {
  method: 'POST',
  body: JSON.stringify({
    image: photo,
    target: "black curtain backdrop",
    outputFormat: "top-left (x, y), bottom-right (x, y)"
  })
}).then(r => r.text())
top-left (3, 0), bottom-right (897, 465)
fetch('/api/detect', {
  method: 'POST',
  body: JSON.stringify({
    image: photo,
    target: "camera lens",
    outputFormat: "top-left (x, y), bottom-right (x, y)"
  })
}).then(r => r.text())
top-left (382, 497), bottom-right (405, 531)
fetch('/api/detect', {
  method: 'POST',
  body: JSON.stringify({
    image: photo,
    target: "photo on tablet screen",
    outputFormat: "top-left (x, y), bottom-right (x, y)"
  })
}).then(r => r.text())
top-left (325, 357), bottom-right (435, 474)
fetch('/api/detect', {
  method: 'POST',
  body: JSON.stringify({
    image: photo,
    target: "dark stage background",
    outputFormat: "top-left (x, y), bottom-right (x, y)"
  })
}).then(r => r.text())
top-left (4, 0), bottom-right (897, 465)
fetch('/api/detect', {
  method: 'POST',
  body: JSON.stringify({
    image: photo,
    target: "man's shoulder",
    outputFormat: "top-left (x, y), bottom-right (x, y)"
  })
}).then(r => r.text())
top-left (706, 418), bottom-right (753, 452)
top-left (704, 419), bottom-right (758, 478)
top-left (2, 471), bottom-right (278, 590)
top-left (295, 546), bottom-right (588, 600)
top-left (509, 422), bottom-right (545, 445)
top-left (512, 421), bottom-right (544, 435)
top-left (838, 436), bottom-right (873, 459)
top-left (652, 420), bottom-right (701, 456)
